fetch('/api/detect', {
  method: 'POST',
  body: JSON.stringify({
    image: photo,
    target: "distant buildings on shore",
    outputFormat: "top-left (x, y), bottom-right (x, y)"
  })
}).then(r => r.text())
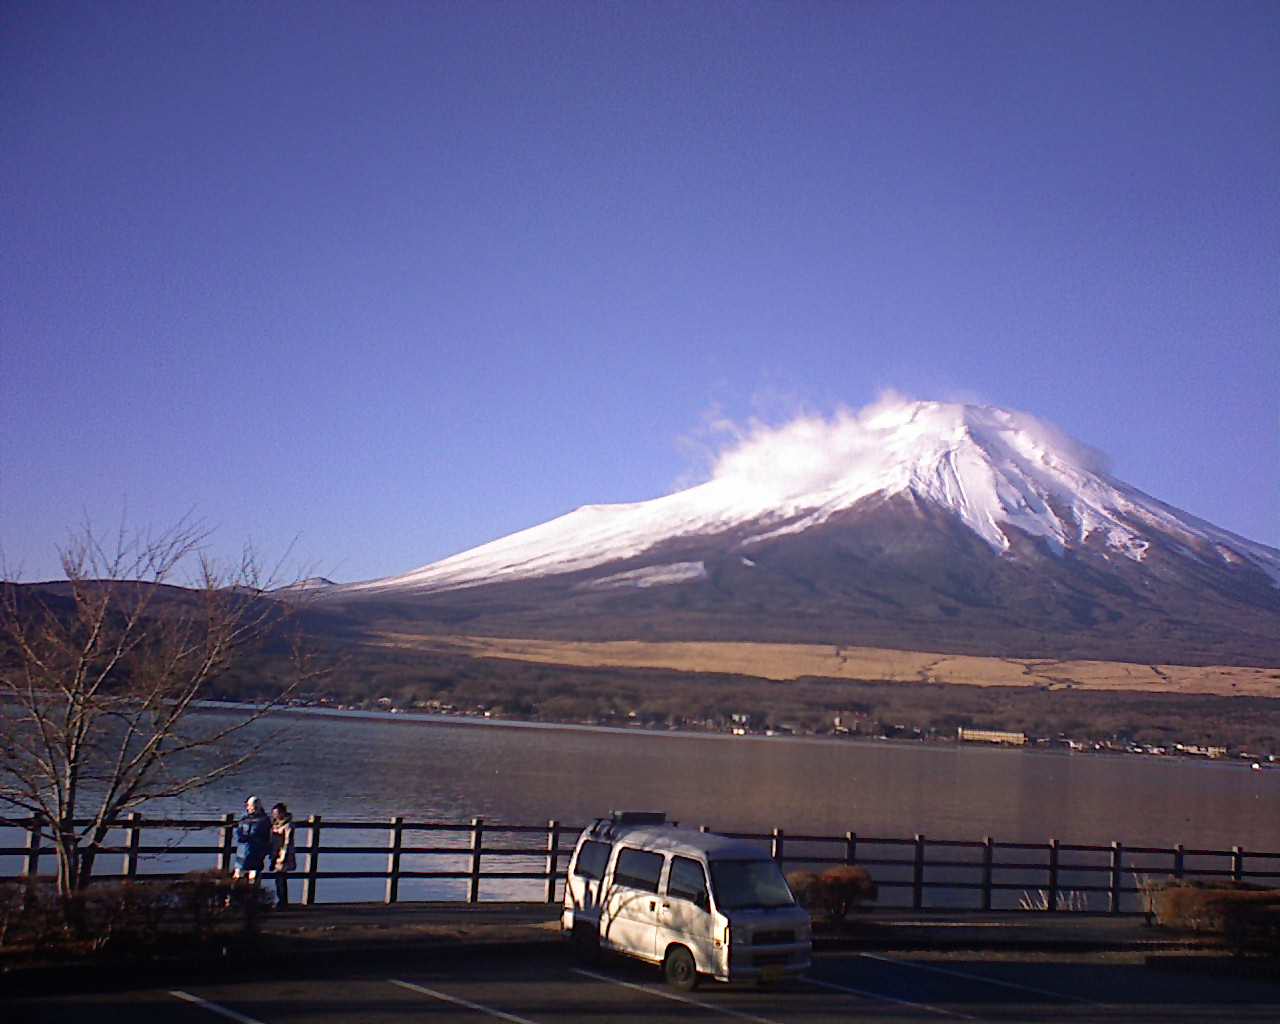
top-left (251, 693), bottom-right (1273, 765)
top-left (957, 727), bottom-right (1027, 746)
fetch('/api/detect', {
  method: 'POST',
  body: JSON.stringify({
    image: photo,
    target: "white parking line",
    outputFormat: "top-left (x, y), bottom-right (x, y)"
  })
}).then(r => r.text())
top-left (860, 952), bottom-right (1100, 1006)
top-left (389, 978), bottom-right (542, 1024)
top-left (170, 991), bottom-right (268, 1024)
top-left (803, 976), bottom-right (978, 1020)
top-left (571, 968), bottom-right (785, 1024)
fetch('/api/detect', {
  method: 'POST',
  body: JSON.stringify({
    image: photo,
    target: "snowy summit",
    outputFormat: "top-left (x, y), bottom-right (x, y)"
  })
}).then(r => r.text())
top-left (344, 400), bottom-right (1280, 595)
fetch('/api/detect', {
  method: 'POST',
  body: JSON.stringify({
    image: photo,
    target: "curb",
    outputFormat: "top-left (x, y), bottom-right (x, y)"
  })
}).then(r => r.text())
top-left (4, 923), bottom-right (1219, 998)
top-left (3, 898), bottom-right (1228, 997)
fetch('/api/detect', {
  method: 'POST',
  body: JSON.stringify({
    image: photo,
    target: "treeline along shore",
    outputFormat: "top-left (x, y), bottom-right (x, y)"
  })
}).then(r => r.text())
top-left (211, 638), bottom-right (1280, 760)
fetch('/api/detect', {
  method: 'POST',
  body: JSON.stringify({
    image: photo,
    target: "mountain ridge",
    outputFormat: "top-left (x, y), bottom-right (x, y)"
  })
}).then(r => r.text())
top-left (340, 401), bottom-right (1279, 597)
top-left (309, 400), bottom-right (1279, 667)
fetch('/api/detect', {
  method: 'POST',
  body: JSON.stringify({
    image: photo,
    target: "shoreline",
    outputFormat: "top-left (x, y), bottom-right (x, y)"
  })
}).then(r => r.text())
top-left (191, 700), bottom-right (1265, 770)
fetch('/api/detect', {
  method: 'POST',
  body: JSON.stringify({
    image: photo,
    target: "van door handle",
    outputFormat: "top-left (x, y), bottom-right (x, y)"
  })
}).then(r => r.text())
top-left (649, 900), bottom-right (656, 911)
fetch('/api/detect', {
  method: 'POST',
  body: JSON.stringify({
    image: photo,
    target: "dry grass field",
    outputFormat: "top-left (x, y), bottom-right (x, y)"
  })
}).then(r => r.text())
top-left (371, 633), bottom-right (1280, 698)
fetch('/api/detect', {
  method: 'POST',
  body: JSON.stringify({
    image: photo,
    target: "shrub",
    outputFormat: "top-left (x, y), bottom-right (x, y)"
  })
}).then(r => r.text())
top-left (0, 871), bottom-right (272, 958)
top-left (787, 865), bottom-right (877, 923)
top-left (0, 880), bottom-right (63, 951)
top-left (786, 871), bottom-right (823, 911)
top-left (1147, 879), bottom-right (1280, 932)
top-left (80, 880), bottom-right (172, 952)
top-left (820, 866), bottom-right (877, 920)
top-left (1220, 902), bottom-right (1280, 955)
top-left (1145, 879), bottom-right (1280, 954)
top-left (1018, 889), bottom-right (1090, 912)
top-left (169, 870), bottom-right (273, 943)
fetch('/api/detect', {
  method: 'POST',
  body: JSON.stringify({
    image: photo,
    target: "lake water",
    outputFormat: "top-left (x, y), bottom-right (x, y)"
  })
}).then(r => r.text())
top-left (7, 708), bottom-right (1278, 908)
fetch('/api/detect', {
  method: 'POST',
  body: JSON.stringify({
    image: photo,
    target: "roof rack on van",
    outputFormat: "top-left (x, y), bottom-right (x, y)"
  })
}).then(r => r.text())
top-left (587, 810), bottom-right (669, 839)
top-left (610, 810), bottom-right (667, 826)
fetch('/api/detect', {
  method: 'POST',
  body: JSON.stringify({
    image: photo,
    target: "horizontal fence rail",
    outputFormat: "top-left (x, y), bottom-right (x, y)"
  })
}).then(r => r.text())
top-left (2, 815), bottom-right (1275, 913)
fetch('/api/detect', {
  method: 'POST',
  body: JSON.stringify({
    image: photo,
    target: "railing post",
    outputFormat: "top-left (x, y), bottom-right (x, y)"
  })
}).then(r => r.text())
top-left (304, 815), bottom-right (322, 906)
top-left (385, 816), bottom-right (404, 905)
top-left (1109, 841), bottom-right (1123, 914)
top-left (23, 816), bottom-right (42, 878)
top-left (218, 812), bottom-right (235, 874)
top-left (14, 814), bottom-right (1257, 916)
top-left (468, 817), bottom-right (484, 904)
top-left (124, 812), bottom-right (142, 879)
top-left (982, 837), bottom-right (993, 912)
top-left (913, 833), bottom-right (926, 911)
top-left (544, 819), bottom-right (561, 904)
top-left (1046, 838), bottom-right (1059, 913)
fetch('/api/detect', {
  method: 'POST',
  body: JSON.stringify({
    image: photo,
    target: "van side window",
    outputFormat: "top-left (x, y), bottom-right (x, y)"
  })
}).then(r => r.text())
top-left (574, 840), bottom-right (613, 880)
top-left (612, 847), bottom-right (664, 893)
top-left (667, 855), bottom-right (709, 910)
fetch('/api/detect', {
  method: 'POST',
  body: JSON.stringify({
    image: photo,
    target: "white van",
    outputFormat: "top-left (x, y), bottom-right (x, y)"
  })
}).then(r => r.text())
top-left (562, 811), bottom-right (811, 990)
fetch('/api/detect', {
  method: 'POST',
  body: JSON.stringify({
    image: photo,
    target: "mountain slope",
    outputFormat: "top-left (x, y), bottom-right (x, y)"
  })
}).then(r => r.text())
top-left (345, 401), bottom-right (1279, 595)
top-left (323, 401), bottom-right (1280, 666)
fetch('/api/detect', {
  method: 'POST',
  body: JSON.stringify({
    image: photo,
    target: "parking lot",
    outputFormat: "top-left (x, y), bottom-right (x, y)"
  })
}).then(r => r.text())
top-left (13, 945), bottom-right (1280, 1024)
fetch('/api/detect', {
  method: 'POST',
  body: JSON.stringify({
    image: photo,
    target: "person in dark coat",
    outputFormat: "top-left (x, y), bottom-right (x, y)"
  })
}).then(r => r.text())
top-left (233, 795), bottom-right (271, 881)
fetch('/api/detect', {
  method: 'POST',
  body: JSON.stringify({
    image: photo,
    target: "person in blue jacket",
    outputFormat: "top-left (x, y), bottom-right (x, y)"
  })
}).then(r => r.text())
top-left (233, 795), bottom-right (271, 881)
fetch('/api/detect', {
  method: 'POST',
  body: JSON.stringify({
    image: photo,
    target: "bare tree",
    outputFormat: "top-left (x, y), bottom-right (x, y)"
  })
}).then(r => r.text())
top-left (0, 519), bottom-right (317, 898)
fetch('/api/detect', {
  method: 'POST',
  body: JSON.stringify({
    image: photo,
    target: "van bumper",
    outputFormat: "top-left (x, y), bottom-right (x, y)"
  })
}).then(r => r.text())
top-left (724, 943), bottom-right (811, 982)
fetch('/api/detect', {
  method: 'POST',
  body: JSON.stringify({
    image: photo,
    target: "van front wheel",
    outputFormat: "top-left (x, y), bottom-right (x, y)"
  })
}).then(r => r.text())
top-left (663, 946), bottom-right (698, 991)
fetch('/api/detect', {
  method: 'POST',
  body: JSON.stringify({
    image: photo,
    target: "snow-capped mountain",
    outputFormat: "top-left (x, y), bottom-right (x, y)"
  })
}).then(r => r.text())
top-left (345, 401), bottom-right (1280, 596)
top-left (324, 400), bottom-right (1279, 667)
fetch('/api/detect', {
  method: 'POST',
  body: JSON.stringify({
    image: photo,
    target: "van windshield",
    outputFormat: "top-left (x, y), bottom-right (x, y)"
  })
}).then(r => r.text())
top-left (708, 859), bottom-right (795, 910)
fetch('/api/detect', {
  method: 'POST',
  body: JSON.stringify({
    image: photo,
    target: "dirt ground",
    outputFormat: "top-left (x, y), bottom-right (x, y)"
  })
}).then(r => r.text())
top-left (373, 633), bottom-right (1280, 698)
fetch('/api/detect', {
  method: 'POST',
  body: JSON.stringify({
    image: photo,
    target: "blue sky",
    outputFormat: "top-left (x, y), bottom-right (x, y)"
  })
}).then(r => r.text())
top-left (3, 1), bottom-right (1277, 583)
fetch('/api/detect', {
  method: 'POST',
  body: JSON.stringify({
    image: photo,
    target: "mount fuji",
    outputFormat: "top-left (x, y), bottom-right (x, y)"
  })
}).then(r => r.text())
top-left (322, 401), bottom-right (1280, 667)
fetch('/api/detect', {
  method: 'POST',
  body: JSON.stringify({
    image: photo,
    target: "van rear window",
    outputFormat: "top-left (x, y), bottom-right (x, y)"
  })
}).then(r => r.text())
top-left (612, 847), bottom-right (664, 893)
top-left (573, 840), bottom-right (612, 880)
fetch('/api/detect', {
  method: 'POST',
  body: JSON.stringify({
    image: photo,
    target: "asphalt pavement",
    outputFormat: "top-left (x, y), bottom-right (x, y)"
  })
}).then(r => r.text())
top-left (7, 905), bottom-right (1276, 1023)
top-left (12, 942), bottom-right (1280, 1023)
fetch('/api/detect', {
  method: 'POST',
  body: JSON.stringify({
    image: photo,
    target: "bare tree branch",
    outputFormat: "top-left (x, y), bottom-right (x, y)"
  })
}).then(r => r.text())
top-left (0, 519), bottom-right (319, 897)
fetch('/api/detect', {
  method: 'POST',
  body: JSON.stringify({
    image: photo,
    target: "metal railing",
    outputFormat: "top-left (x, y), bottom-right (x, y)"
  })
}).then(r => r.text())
top-left (1, 815), bottom-right (572, 906)
top-left (726, 828), bottom-right (1280, 914)
top-left (4, 816), bottom-right (1277, 912)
